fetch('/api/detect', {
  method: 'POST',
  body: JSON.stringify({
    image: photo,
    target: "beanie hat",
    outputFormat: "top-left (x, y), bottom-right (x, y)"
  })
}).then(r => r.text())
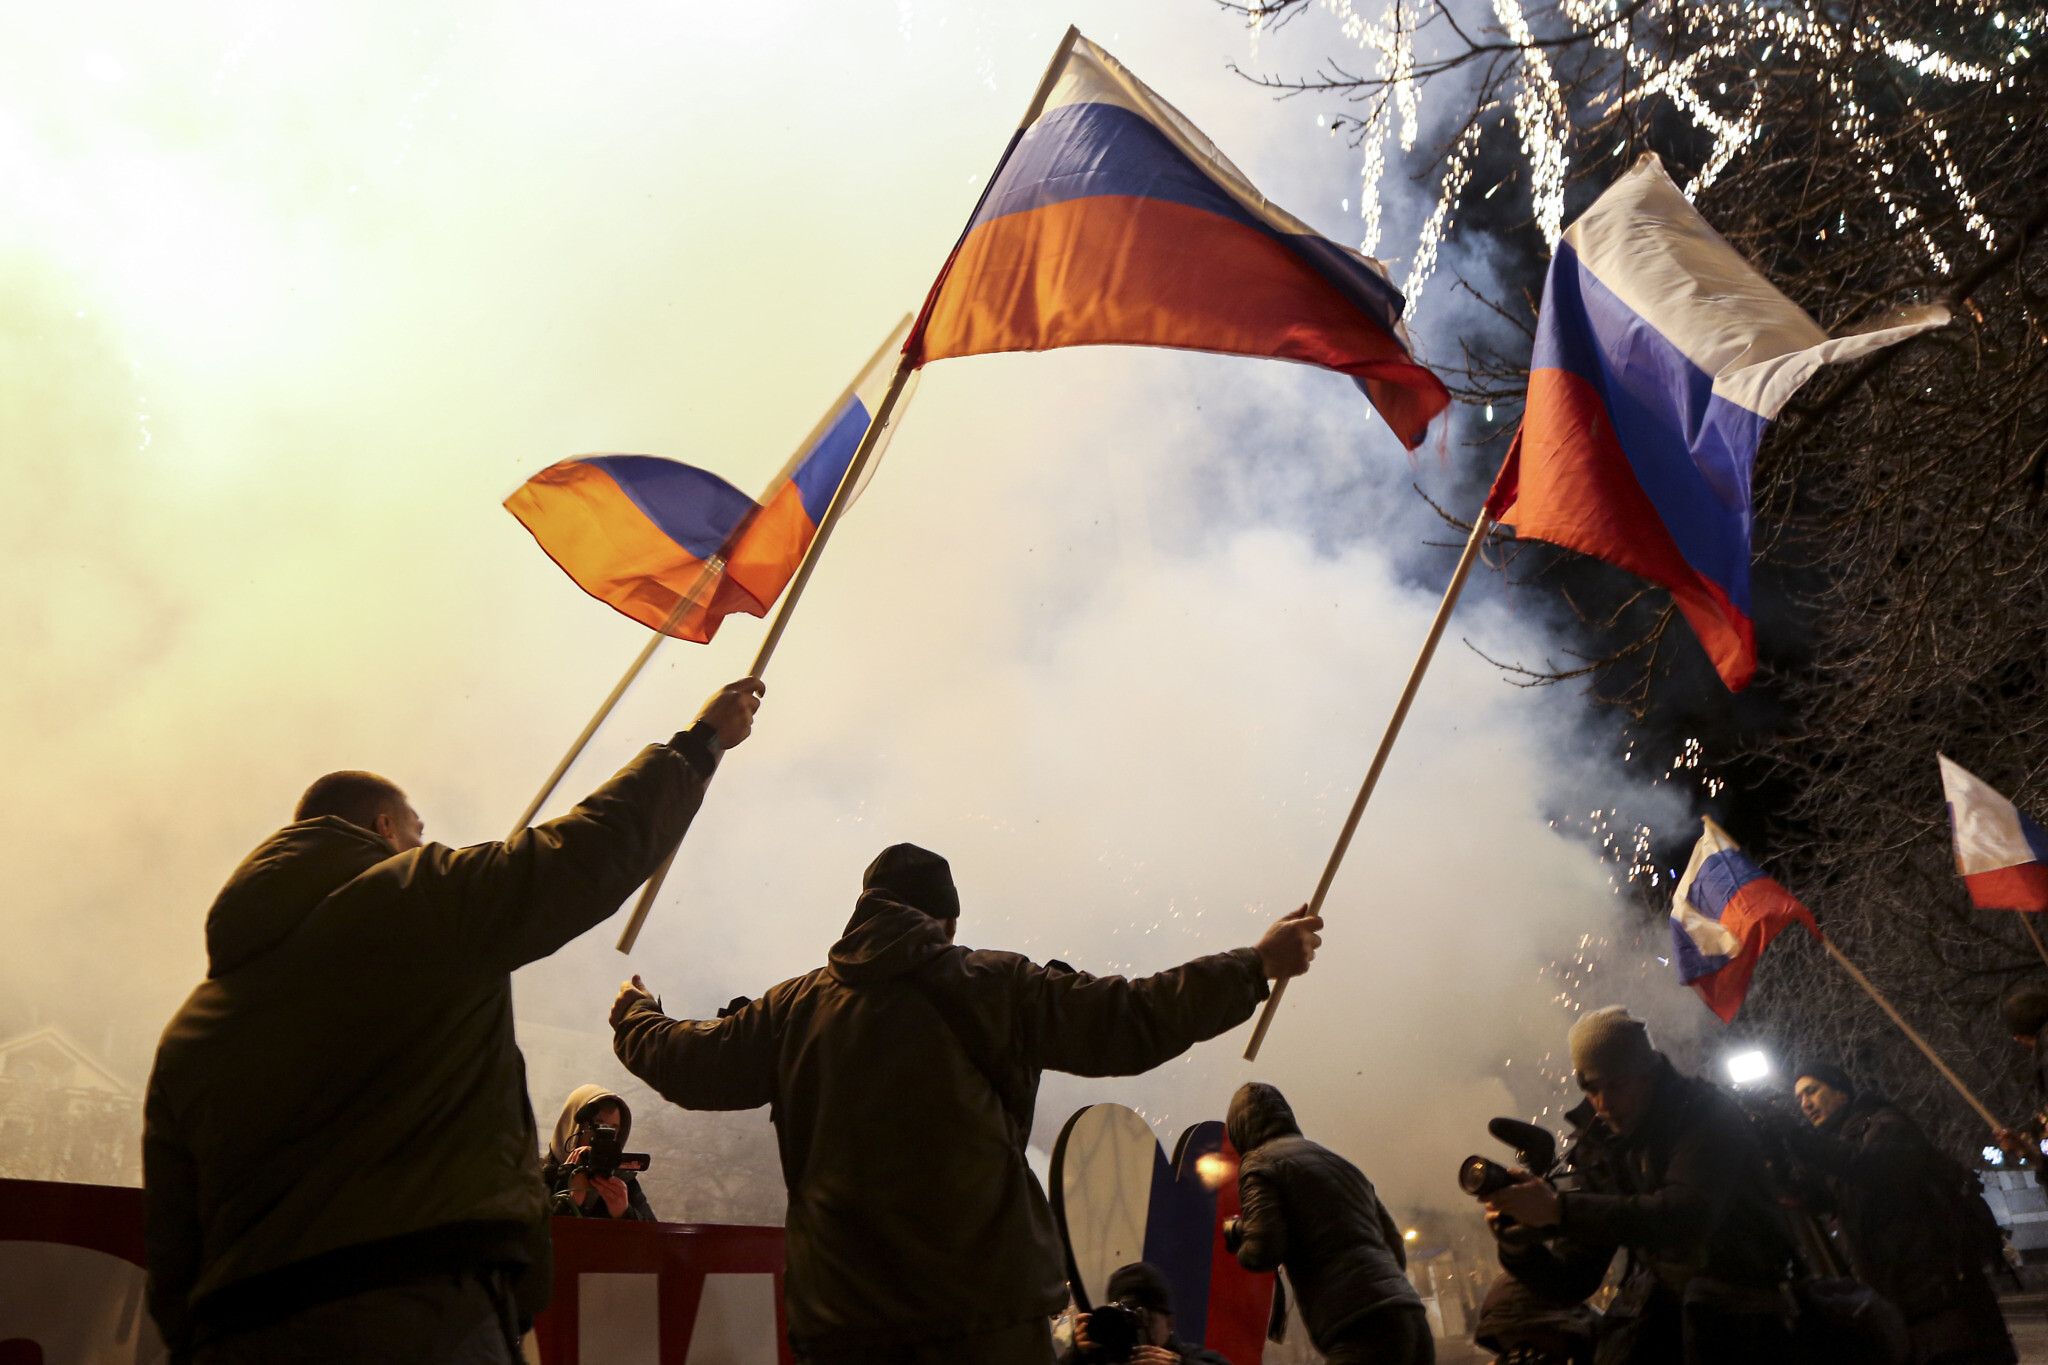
top-left (863, 843), bottom-right (959, 920)
top-left (2003, 984), bottom-right (2048, 1037)
top-left (1569, 1006), bottom-right (1657, 1083)
top-left (1795, 1062), bottom-right (1856, 1098)
top-left (1105, 1261), bottom-right (1175, 1316)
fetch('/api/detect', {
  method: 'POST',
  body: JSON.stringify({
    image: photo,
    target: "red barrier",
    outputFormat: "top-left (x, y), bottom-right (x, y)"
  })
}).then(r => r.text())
top-left (0, 1179), bottom-right (790, 1365)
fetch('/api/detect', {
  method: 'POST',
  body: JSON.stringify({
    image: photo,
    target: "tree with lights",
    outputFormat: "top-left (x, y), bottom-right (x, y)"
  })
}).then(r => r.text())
top-left (1226, 0), bottom-right (2048, 1157)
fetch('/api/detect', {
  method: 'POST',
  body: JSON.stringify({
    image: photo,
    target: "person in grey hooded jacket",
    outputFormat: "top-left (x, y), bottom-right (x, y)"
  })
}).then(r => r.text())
top-left (1225, 1082), bottom-right (1429, 1365)
top-left (542, 1085), bottom-right (657, 1221)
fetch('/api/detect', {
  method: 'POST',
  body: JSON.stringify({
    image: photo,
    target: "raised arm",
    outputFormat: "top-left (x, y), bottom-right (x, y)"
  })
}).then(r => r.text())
top-left (1018, 906), bottom-right (1321, 1076)
top-left (611, 976), bottom-right (781, 1111)
top-left (433, 680), bottom-right (762, 971)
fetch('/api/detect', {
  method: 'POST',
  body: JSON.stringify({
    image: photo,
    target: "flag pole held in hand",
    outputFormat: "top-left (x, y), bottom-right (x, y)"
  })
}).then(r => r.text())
top-left (615, 353), bottom-right (920, 953)
top-left (1243, 509), bottom-right (1493, 1061)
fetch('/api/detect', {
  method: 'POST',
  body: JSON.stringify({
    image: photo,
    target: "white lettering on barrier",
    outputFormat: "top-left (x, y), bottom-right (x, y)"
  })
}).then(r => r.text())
top-left (681, 1274), bottom-right (778, 1365)
top-left (578, 1272), bottom-right (660, 1365)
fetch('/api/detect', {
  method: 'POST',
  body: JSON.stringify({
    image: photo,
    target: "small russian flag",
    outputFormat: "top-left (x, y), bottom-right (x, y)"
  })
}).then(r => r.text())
top-left (1939, 755), bottom-right (2048, 912)
top-left (1669, 816), bottom-right (1819, 1023)
top-left (506, 318), bottom-right (911, 643)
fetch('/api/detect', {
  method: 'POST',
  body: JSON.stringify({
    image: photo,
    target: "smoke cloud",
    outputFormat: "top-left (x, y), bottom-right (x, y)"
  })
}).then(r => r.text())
top-left (2, 0), bottom-right (1694, 1235)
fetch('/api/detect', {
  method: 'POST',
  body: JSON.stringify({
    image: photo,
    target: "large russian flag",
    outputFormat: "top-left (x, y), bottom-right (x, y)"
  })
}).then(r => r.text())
top-left (1669, 816), bottom-right (1820, 1023)
top-left (507, 318), bottom-right (912, 642)
top-left (1486, 154), bottom-right (1946, 690)
top-left (905, 30), bottom-right (1449, 450)
top-left (1939, 755), bottom-right (2048, 911)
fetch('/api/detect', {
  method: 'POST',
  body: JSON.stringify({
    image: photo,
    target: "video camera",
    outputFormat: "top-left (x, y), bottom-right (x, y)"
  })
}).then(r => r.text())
top-left (1080, 1298), bottom-right (1149, 1363)
top-left (1459, 1117), bottom-right (1564, 1248)
top-left (569, 1123), bottom-right (650, 1181)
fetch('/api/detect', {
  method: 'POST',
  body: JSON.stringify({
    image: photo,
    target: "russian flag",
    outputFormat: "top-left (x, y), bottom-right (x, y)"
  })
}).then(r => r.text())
top-left (506, 318), bottom-right (913, 642)
top-left (1669, 816), bottom-right (1819, 1023)
top-left (905, 30), bottom-right (1450, 450)
top-left (1486, 154), bottom-right (1946, 691)
top-left (1939, 755), bottom-right (2048, 912)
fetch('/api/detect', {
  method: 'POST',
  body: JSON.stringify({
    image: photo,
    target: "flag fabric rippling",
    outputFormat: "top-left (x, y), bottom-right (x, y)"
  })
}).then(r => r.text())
top-left (507, 319), bottom-right (911, 642)
top-left (1669, 816), bottom-right (1820, 1022)
top-left (1939, 755), bottom-right (2048, 912)
top-left (905, 30), bottom-right (1449, 450)
top-left (1485, 153), bottom-right (1947, 691)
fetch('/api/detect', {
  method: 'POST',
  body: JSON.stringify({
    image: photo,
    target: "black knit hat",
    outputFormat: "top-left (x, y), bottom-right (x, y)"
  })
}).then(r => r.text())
top-left (2003, 984), bottom-right (2048, 1037)
top-left (1795, 1062), bottom-right (1856, 1098)
top-left (1105, 1261), bottom-right (1174, 1316)
top-left (863, 843), bottom-right (959, 920)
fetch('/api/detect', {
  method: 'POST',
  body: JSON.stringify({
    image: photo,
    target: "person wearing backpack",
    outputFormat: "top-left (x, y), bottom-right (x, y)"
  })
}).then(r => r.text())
top-left (1793, 1063), bottom-right (2017, 1365)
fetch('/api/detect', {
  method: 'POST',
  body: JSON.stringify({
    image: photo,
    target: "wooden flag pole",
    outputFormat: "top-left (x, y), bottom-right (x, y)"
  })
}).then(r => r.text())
top-left (1243, 508), bottom-right (1495, 1061)
top-left (506, 320), bottom-right (911, 841)
top-left (2019, 913), bottom-right (2048, 971)
top-left (506, 583), bottom-right (713, 840)
top-left (615, 353), bottom-right (920, 953)
top-left (1820, 934), bottom-right (2003, 1131)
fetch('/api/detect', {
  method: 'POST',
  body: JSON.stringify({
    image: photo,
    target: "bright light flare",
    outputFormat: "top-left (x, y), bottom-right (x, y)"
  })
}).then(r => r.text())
top-left (1194, 1152), bottom-right (1235, 1190)
top-left (1725, 1049), bottom-right (1771, 1084)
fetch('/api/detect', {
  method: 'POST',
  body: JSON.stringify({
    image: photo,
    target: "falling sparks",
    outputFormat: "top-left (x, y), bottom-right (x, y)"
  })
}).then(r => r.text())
top-left (1298, 0), bottom-right (2035, 309)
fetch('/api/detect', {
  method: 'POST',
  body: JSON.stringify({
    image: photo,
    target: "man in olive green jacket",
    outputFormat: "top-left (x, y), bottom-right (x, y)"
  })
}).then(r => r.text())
top-left (611, 843), bottom-right (1323, 1365)
top-left (143, 679), bottom-right (762, 1364)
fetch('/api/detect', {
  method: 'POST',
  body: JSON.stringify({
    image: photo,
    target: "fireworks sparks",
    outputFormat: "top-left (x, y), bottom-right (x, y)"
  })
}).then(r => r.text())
top-left (1291, 0), bottom-right (2038, 308)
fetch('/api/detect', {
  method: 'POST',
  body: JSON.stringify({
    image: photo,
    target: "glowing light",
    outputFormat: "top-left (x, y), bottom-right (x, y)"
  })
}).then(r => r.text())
top-left (1403, 1228), bottom-right (1418, 1240)
top-left (1985, 1145), bottom-right (2005, 1165)
top-left (1726, 1050), bottom-right (1771, 1084)
top-left (1194, 1152), bottom-right (1236, 1190)
top-left (1297, 0), bottom-right (2029, 312)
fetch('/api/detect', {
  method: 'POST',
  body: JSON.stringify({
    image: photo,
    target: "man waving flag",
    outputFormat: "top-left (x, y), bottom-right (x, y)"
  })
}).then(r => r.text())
top-left (906, 29), bottom-right (1449, 450)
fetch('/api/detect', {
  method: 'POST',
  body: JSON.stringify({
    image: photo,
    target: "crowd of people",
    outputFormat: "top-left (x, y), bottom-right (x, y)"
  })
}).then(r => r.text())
top-left (136, 677), bottom-right (2039, 1365)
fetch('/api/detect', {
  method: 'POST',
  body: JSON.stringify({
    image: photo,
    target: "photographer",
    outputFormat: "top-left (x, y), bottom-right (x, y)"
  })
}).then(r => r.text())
top-left (1791, 1064), bottom-right (2013, 1365)
top-left (542, 1086), bottom-right (655, 1222)
top-left (1481, 1007), bottom-right (1800, 1365)
top-left (1224, 1082), bottom-right (1428, 1365)
top-left (1058, 1262), bottom-right (1232, 1365)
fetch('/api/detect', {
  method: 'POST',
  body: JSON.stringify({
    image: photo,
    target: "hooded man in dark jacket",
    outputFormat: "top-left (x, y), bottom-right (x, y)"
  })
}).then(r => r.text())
top-left (1994, 985), bottom-right (2048, 1165)
top-left (1223, 1082), bottom-right (1428, 1365)
top-left (143, 678), bottom-right (763, 1365)
top-left (1484, 1006), bottom-right (1801, 1365)
top-left (1793, 1064), bottom-right (2015, 1365)
top-left (609, 842), bottom-right (1324, 1365)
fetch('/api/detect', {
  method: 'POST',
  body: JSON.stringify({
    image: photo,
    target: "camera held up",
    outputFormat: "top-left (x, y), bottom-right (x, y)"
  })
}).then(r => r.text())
top-left (569, 1123), bottom-right (651, 1181)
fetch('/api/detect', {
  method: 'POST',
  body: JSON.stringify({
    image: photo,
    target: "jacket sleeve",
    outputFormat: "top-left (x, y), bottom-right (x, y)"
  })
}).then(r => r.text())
top-left (1555, 1106), bottom-right (1739, 1251)
top-left (613, 993), bottom-right (779, 1111)
top-left (1497, 1231), bottom-right (1616, 1306)
top-left (1015, 948), bottom-right (1269, 1076)
top-left (1233, 1164), bottom-right (1289, 1272)
top-left (624, 1175), bottom-right (658, 1222)
top-left (143, 1077), bottom-right (201, 1364)
top-left (1376, 1191), bottom-right (1408, 1271)
top-left (407, 734), bottom-right (718, 972)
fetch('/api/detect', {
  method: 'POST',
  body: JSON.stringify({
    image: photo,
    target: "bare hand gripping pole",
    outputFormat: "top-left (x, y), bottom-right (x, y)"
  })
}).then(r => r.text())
top-left (1242, 508), bottom-right (1494, 1062)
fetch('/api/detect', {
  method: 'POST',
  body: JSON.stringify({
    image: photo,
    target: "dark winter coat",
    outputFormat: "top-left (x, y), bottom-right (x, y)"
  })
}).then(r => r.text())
top-left (1225, 1083), bottom-right (1422, 1353)
top-left (1499, 1057), bottom-right (1799, 1365)
top-left (144, 735), bottom-right (717, 1361)
top-left (612, 890), bottom-right (1271, 1355)
top-left (1803, 1094), bottom-right (2014, 1364)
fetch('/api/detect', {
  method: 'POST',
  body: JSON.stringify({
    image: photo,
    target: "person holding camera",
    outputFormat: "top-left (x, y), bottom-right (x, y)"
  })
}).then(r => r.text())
top-left (1480, 1006), bottom-right (1801, 1365)
top-left (1222, 1081), bottom-right (1428, 1365)
top-left (1057, 1262), bottom-right (1233, 1365)
top-left (543, 1086), bottom-right (656, 1221)
top-left (143, 678), bottom-right (763, 1365)
top-left (1791, 1064), bottom-right (2014, 1365)
top-left (610, 843), bottom-right (1324, 1365)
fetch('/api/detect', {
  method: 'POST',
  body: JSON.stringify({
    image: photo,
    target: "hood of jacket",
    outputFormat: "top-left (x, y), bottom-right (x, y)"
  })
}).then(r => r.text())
top-left (205, 817), bottom-right (396, 977)
top-left (549, 1084), bottom-right (633, 1161)
top-left (1227, 1081), bottom-right (1303, 1155)
top-left (827, 889), bottom-right (955, 986)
